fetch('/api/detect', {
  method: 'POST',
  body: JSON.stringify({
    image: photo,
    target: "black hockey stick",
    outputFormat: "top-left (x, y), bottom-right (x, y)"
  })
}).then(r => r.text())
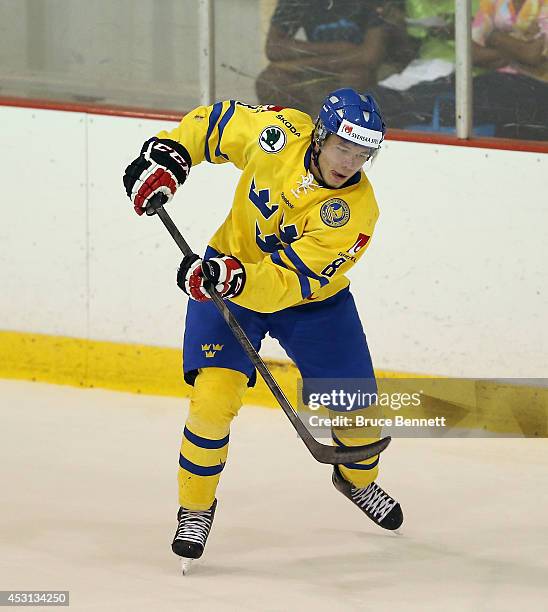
top-left (146, 195), bottom-right (391, 464)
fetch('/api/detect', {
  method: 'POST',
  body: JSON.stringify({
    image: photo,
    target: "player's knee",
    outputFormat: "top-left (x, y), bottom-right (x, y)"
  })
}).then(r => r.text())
top-left (188, 367), bottom-right (248, 436)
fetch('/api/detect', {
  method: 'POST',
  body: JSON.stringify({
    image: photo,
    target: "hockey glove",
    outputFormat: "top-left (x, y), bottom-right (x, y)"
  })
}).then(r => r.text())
top-left (123, 137), bottom-right (191, 215)
top-left (177, 254), bottom-right (246, 302)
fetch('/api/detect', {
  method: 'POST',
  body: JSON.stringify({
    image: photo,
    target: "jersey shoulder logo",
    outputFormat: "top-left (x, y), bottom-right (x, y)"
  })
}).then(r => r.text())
top-left (320, 198), bottom-right (351, 228)
top-left (258, 125), bottom-right (286, 153)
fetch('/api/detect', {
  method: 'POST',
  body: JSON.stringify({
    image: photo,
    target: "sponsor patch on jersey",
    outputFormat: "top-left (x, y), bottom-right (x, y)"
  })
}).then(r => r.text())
top-left (276, 114), bottom-right (301, 137)
top-left (320, 198), bottom-right (351, 228)
top-left (336, 119), bottom-right (383, 148)
top-left (281, 192), bottom-right (294, 208)
top-left (347, 233), bottom-right (370, 255)
top-left (258, 125), bottom-right (286, 153)
top-left (338, 251), bottom-right (356, 263)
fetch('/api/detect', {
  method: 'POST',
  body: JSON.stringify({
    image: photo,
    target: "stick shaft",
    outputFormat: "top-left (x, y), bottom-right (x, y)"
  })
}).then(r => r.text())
top-left (152, 203), bottom-right (391, 464)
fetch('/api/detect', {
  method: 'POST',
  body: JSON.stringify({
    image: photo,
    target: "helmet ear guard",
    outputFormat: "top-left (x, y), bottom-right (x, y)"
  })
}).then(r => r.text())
top-left (312, 118), bottom-right (330, 150)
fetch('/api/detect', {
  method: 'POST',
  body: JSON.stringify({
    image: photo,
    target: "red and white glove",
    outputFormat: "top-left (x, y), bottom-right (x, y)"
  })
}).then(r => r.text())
top-left (123, 137), bottom-right (191, 215)
top-left (177, 254), bottom-right (246, 302)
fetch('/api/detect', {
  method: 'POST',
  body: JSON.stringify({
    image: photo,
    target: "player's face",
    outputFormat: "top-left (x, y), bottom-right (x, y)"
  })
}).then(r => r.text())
top-left (316, 135), bottom-right (374, 188)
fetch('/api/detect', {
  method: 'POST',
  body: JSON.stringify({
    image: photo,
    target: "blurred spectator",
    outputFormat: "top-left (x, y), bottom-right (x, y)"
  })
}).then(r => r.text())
top-left (471, 0), bottom-right (548, 139)
top-left (367, 0), bottom-right (464, 130)
top-left (369, 0), bottom-right (548, 140)
top-left (256, 0), bottom-right (418, 117)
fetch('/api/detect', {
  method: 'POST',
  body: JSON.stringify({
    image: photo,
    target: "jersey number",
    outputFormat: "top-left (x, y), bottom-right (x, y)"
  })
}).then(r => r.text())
top-left (321, 257), bottom-right (346, 277)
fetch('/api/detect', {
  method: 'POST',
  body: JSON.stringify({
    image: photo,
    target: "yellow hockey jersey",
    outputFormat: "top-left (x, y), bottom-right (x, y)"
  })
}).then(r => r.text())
top-left (157, 101), bottom-right (379, 313)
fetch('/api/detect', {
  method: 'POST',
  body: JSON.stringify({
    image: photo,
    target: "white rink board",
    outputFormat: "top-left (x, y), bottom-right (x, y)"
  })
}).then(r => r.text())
top-left (363, 140), bottom-right (548, 377)
top-left (0, 107), bottom-right (88, 338)
top-left (87, 114), bottom-right (239, 347)
top-left (1, 105), bottom-right (547, 376)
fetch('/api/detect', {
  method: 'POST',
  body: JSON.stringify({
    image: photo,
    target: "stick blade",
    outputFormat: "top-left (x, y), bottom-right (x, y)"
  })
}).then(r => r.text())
top-left (310, 435), bottom-right (391, 465)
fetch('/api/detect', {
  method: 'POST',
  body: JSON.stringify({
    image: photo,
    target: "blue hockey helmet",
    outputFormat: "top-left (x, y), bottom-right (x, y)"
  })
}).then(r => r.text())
top-left (313, 88), bottom-right (386, 160)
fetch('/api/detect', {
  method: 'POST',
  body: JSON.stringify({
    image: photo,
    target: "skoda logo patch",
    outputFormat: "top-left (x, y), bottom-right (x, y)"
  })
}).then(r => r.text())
top-left (259, 125), bottom-right (286, 153)
top-left (320, 198), bottom-right (351, 228)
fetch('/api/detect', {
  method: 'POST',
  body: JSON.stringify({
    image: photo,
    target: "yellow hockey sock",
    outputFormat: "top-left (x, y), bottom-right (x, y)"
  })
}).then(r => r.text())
top-left (331, 405), bottom-right (382, 489)
top-left (178, 367), bottom-right (248, 510)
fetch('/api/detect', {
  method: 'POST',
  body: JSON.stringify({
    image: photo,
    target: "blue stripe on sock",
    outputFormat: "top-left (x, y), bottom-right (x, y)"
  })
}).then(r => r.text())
top-left (332, 432), bottom-right (380, 470)
top-left (331, 431), bottom-right (346, 447)
top-left (184, 426), bottom-right (229, 450)
top-left (341, 456), bottom-right (380, 471)
top-left (179, 454), bottom-right (225, 476)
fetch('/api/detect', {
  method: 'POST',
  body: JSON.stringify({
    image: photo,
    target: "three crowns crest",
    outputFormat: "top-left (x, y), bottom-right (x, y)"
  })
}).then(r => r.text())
top-left (201, 343), bottom-right (224, 358)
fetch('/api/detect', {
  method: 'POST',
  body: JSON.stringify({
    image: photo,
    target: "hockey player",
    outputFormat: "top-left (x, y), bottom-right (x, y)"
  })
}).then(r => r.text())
top-left (123, 88), bottom-right (403, 573)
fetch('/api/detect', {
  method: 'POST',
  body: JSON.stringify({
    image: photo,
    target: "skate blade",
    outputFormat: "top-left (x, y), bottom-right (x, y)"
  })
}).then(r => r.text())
top-left (181, 557), bottom-right (194, 575)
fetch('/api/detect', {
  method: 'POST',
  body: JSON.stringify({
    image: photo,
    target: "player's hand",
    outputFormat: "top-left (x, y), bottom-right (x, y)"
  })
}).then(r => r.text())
top-left (123, 137), bottom-right (191, 215)
top-left (177, 254), bottom-right (246, 302)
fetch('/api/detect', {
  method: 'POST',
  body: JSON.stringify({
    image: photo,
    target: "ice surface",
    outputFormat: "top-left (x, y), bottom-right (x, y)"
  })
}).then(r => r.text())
top-left (1, 380), bottom-right (547, 611)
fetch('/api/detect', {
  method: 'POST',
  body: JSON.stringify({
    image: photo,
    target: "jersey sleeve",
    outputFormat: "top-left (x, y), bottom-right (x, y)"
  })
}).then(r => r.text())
top-left (157, 101), bottom-right (269, 171)
top-left (230, 199), bottom-right (379, 313)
